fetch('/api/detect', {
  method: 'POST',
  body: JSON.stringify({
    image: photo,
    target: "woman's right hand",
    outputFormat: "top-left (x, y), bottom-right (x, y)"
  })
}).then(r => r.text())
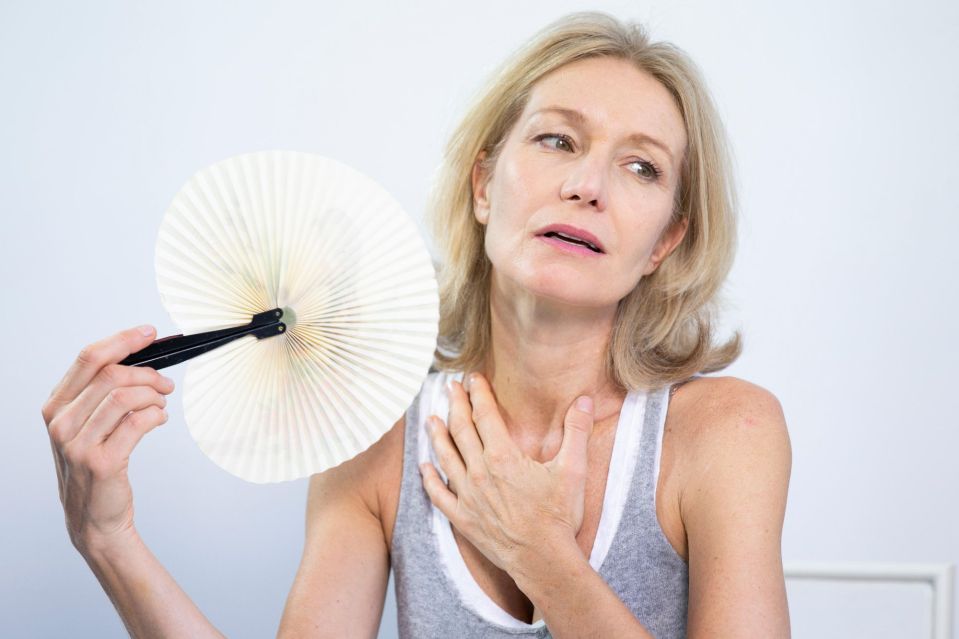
top-left (42, 325), bottom-right (176, 556)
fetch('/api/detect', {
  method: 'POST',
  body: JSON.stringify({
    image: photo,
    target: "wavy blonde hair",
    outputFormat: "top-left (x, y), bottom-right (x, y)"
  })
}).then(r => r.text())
top-left (427, 11), bottom-right (742, 391)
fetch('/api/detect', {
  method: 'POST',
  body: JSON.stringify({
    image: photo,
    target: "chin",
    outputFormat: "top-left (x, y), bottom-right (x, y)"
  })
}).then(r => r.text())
top-left (502, 263), bottom-right (621, 309)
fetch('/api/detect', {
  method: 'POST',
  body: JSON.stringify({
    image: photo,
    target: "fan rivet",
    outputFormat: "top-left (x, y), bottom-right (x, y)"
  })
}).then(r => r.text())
top-left (279, 306), bottom-right (297, 329)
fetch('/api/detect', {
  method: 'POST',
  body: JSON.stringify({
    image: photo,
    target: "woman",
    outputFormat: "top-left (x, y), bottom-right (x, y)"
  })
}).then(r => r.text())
top-left (42, 11), bottom-right (791, 638)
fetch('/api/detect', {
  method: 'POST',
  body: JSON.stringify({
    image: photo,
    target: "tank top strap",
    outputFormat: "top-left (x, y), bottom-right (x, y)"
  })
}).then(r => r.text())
top-left (596, 382), bottom-right (689, 637)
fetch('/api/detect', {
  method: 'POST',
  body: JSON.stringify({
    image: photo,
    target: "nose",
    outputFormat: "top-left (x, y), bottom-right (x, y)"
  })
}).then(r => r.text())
top-left (560, 155), bottom-right (608, 211)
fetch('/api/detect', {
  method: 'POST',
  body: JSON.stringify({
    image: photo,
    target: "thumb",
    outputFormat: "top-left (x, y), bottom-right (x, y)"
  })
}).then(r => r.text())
top-left (554, 395), bottom-right (594, 475)
top-left (123, 324), bottom-right (157, 353)
top-left (112, 324), bottom-right (158, 367)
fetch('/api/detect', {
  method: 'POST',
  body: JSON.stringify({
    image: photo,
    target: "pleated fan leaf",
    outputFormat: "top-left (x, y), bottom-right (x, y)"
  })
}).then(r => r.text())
top-left (155, 151), bottom-right (440, 483)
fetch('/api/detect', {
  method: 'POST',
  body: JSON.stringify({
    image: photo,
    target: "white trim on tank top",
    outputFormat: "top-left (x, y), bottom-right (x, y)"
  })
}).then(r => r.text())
top-left (652, 384), bottom-right (670, 512)
top-left (417, 370), bottom-right (653, 630)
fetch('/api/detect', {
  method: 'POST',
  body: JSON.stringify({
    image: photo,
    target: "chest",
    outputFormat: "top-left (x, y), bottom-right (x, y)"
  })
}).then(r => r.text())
top-left (380, 398), bottom-right (689, 626)
top-left (450, 438), bottom-right (615, 625)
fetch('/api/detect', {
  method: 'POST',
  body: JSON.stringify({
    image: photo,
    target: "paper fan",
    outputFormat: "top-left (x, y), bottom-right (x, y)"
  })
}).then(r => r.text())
top-left (144, 150), bottom-right (439, 484)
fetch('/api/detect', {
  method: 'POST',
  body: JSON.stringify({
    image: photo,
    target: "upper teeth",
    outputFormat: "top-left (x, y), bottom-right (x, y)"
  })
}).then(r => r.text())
top-left (548, 231), bottom-right (599, 252)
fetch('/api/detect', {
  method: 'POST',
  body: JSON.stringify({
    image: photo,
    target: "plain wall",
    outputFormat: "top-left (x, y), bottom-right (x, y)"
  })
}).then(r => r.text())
top-left (2, 1), bottom-right (956, 637)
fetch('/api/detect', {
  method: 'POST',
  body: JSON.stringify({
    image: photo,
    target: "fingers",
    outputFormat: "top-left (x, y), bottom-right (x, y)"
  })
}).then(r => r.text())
top-left (103, 405), bottom-right (169, 462)
top-left (48, 364), bottom-right (174, 444)
top-left (462, 373), bottom-right (513, 457)
top-left (426, 416), bottom-right (466, 492)
top-left (446, 378), bottom-right (486, 468)
top-left (419, 462), bottom-right (458, 521)
top-left (44, 325), bottom-right (159, 417)
top-left (76, 384), bottom-right (169, 446)
top-left (553, 395), bottom-right (594, 476)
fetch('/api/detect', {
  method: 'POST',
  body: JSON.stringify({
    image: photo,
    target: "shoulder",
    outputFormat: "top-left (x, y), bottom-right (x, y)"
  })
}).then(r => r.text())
top-left (307, 412), bottom-right (405, 516)
top-left (668, 375), bottom-right (792, 515)
top-left (666, 375), bottom-right (792, 634)
top-left (668, 375), bottom-right (790, 470)
top-left (317, 369), bottom-right (450, 548)
top-left (670, 377), bottom-right (792, 637)
top-left (317, 370), bottom-right (445, 517)
top-left (659, 375), bottom-right (792, 540)
top-left (347, 411), bottom-right (408, 549)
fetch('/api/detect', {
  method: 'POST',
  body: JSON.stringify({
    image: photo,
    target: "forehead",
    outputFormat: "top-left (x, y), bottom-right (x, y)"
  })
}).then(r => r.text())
top-left (521, 56), bottom-right (687, 158)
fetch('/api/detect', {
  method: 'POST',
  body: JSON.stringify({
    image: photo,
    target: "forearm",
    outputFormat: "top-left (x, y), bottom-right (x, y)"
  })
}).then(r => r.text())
top-left (80, 529), bottom-right (226, 639)
top-left (511, 538), bottom-right (654, 639)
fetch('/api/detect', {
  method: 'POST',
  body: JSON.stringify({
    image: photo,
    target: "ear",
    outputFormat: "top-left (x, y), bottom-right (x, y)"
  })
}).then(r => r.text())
top-left (471, 151), bottom-right (491, 226)
top-left (642, 216), bottom-right (688, 276)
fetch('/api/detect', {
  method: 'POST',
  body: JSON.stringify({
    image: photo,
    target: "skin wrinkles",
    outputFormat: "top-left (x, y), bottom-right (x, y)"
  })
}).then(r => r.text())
top-left (524, 106), bottom-right (678, 176)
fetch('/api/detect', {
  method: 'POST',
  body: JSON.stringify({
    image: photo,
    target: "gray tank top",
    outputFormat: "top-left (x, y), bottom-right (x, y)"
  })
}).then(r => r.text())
top-left (391, 370), bottom-right (688, 638)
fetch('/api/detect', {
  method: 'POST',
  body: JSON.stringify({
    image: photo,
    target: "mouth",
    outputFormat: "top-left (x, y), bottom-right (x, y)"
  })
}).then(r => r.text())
top-left (537, 233), bottom-right (605, 257)
top-left (534, 223), bottom-right (606, 254)
top-left (538, 231), bottom-right (604, 254)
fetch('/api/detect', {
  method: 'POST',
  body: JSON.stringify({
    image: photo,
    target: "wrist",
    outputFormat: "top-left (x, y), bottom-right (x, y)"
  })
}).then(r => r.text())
top-left (510, 533), bottom-right (588, 596)
top-left (76, 525), bottom-right (143, 565)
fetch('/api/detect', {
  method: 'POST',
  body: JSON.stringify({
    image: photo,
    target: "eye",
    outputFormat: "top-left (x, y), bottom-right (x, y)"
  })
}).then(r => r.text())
top-left (627, 159), bottom-right (663, 181)
top-left (533, 133), bottom-right (575, 152)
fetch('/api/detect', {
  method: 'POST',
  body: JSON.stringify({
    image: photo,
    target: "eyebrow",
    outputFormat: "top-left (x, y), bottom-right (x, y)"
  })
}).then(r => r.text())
top-left (529, 106), bottom-right (675, 165)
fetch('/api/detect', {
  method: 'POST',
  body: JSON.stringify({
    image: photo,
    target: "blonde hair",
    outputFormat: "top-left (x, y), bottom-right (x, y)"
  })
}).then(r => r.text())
top-left (427, 11), bottom-right (742, 391)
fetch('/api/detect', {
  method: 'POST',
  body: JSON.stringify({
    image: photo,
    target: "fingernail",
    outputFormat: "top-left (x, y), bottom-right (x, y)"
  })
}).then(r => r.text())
top-left (576, 396), bottom-right (593, 413)
top-left (138, 325), bottom-right (155, 336)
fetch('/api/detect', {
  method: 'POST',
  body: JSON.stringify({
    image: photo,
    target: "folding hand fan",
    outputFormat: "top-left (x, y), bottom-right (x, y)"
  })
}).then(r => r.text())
top-left (125, 150), bottom-right (440, 484)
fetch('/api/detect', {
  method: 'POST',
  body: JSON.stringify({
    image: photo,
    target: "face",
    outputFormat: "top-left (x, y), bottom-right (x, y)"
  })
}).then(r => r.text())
top-left (472, 56), bottom-right (689, 309)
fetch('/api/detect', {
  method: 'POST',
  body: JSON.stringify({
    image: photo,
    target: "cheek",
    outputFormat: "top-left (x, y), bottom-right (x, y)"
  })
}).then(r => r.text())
top-left (494, 142), bottom-right (559, 205)
top-left (607, 219), bottom-right (663, 282)
top-left (483, 215), bottom-right (523, 273)
top-left (482, 166), bottom-right (536, 257)
top-left (492, 161), bottom-right (536, 218)
top-left (625, 235), bottom-right (655, 267)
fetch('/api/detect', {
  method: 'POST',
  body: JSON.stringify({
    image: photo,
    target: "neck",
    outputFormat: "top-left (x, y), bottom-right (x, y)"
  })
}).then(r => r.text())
top-left (472, 271), bottom-right (627, 462)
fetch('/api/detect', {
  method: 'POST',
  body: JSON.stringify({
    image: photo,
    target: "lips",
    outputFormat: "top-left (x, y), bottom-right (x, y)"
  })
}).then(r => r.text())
top-left (534, 223), bottom-right (605, 253)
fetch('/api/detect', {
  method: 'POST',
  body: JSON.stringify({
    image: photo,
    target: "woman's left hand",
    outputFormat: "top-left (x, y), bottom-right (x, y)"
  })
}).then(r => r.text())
top-left (419, 372), bottom-right (595, 575)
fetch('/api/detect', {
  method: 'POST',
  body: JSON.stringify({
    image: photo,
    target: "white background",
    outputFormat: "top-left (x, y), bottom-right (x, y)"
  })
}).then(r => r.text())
top-left (2, 1), bottom-right (956, 637)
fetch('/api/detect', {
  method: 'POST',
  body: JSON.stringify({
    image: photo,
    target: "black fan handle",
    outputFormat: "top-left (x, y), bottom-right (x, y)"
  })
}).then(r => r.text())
top-left (119, 308), bottom-right (286, 371)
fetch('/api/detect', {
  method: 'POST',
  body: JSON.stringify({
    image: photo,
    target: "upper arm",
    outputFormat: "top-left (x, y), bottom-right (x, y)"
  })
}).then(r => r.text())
top-left (680, 377), bottom-right (792, 638)
top-left (277, 415), bottom-right (405, 639)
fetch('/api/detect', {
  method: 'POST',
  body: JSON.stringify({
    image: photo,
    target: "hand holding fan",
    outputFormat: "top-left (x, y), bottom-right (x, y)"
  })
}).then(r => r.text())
top-left (124, 151), bottom-right (440, 484)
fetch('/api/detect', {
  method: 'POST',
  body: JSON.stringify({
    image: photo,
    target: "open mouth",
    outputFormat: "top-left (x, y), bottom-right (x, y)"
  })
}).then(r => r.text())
top-left (541, 231), bottom-right (603, 253)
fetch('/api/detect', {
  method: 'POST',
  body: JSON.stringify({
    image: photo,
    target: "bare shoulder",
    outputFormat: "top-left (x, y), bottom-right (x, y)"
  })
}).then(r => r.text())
top-left (283, 415), bottom-right (407, 637)
top-left (668, 375), bottom-right (789, 460)
top-left (668, 375), bottom-right (791, 511)
top-left (666, 375), bottom-right (793, 636)
top-left (308, 412), bottom-right (407, 549)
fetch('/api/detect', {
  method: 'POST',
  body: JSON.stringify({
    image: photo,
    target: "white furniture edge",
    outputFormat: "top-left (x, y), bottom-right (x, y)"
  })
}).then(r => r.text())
top-left (784, 561), bottom-right (955, 639)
